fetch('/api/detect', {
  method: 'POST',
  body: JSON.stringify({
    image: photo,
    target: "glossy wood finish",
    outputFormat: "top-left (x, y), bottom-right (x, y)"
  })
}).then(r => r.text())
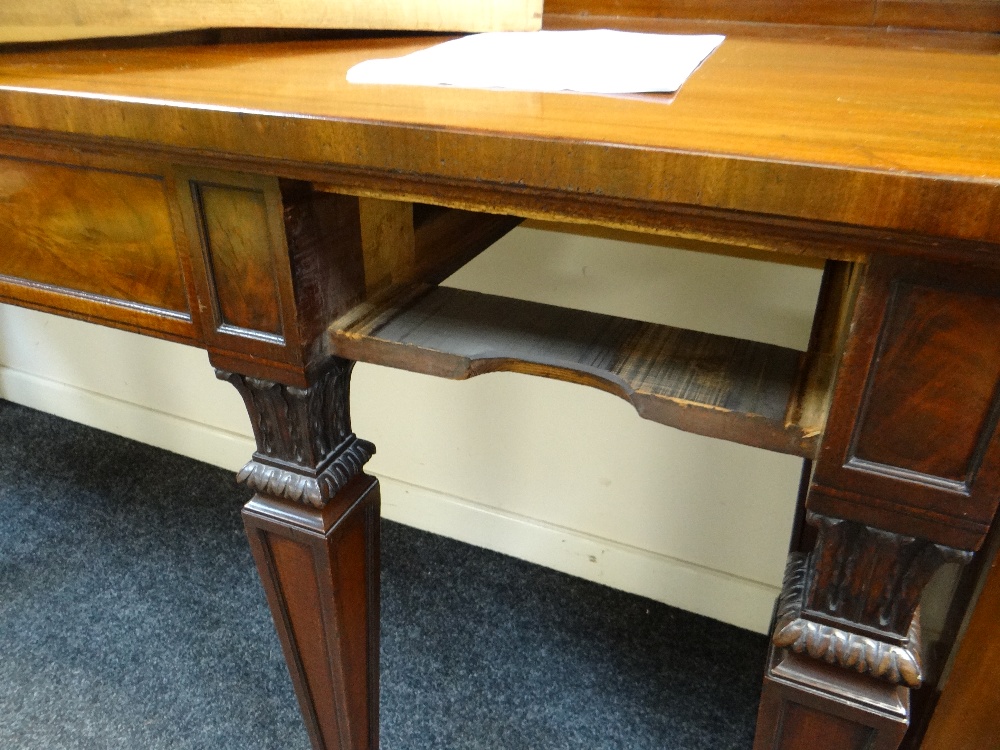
top-left (0, 36), bottom-right (996, 255)
top-left (223, 358), bottom-right (379, 750)
top-left (543, 13), bottom-right (1000, 52)
top-left (851, 286), bottom-right (1000, 484)
top-left (811, 259), bottom-right (1000, 551)
top-left (0, 138), bottom-right (198, 341)
top-left (548, 0), bottom-right (1000, 32)
top-left (244, 477), bottom-right (380, 750)
top-left (197, 182), bottom-right (286, 336)
top-left (0, 156), bottom-right (186, 309)
top-left (754, 645), bottom-right (909, 750)
top-left (546, 0), bottom-right (876, 26)
top-left (874, 0), bottom-right (1000, 32)
top-left (747, 255), bottom-right (1000, 749)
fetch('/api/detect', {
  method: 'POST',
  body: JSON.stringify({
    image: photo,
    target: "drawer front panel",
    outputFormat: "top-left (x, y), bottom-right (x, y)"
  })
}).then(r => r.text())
top-left (0, 156), bottom-right (189, 313)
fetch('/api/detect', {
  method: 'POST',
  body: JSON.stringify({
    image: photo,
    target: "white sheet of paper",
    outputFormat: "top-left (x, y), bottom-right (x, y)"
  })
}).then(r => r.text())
top-left (346, 29), bottom-right (724, 94)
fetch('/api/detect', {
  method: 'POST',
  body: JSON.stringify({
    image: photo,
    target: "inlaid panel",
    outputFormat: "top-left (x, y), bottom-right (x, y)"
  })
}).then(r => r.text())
top-left (175, 168), bottom-right (375, 383)
top-left (850, 283), bottom-right (1000, 490)
top-left (811, 259), bottom-right (1000, 550)
top-left (196, 183), bottom-right (284, 337)
top-left (0, 156), bottom-right (187, 313)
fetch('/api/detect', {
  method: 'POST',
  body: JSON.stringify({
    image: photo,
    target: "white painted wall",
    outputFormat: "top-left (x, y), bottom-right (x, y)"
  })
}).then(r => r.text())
top-left (0, 226), bottom-right (824, 634)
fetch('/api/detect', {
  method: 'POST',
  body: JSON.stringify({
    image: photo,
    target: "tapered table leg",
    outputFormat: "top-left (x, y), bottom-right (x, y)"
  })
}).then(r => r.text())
top-left (244, 476), bottom-right (380, 750)
top-left (219, 358), bottom-right (378, 750)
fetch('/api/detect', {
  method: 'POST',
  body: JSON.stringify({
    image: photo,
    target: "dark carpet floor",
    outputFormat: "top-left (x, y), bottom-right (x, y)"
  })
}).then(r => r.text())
top-left (0, 399), bottom-right (767, 749)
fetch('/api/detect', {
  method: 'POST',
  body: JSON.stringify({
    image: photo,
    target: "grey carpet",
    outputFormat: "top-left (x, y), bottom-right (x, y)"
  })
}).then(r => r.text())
top-left (0, 399), bottom-right (766, 749)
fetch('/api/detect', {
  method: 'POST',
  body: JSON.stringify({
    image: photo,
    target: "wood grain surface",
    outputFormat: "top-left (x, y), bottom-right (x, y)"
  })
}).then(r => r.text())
top-left (811, 258), bottom-right (1000, 551)
top-left (197, 182), bottom-right (285, 336)
top-left (754, 644), bottom-right (909, 750)
top-left (0, 35), bottom-right (996, 251)
top-left (0, 0), bottom-right (542, 43)
top-left (545, 0), bottom-right (876, 26)
top-left (548, 0), bottom-right (1000, 32)
top-left (874, 0), bottom-right (1000, 32)
top-left (329, 284), bottom-right (817, 456)
top-left (0, 155), bottom-right (187, 313)
top-left (244, 477), bottom-right (381, 750)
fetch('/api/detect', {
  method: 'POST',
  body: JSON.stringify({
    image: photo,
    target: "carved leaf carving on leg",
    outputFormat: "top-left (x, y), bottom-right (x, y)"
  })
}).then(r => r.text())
top-left (773, 553), bottom-right (924, 687)
top-left (217, 358), bottom-right (375, 508)
top-left (805, 513), bottom-right (970, 635)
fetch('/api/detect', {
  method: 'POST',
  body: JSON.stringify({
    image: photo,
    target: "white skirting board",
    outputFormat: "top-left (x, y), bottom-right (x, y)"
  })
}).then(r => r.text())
top-left (0, 362), bottom-right (779, 634)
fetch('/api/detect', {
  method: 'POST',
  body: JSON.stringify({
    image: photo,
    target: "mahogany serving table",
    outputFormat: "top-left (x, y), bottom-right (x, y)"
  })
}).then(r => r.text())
top-left (0, 24), bottom-right (998, 750)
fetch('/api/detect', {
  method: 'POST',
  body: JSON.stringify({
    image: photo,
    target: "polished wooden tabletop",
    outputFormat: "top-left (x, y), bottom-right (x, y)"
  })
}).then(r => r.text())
top-left (0, 33), bottom-right (997, 247)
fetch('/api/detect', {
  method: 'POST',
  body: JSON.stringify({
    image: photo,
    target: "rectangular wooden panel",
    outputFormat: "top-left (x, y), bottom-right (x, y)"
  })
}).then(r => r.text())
top-left (196, 183), bottom-right (285, 337)
top-left (851, 283), bottom-right (1000, 489)
top-left (177, 168), bottom-right (296, 368)
top-left (811, 259), bottom-right (1000, 550)
top-left (330, 284), bottom-right (817, 456)
top-left (0, 156), bottom-right (188, 314)
top-left (0, 0), bottom-right (542, 43)
top-left (176, 170), bottom-right (378, 384)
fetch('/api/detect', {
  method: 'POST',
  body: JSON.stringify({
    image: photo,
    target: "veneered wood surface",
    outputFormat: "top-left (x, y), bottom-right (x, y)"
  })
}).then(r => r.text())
top-left (330, 284), bottom-right (817, 456)
top-left (0, 35), bottom-right (996, 251)
top-left (811, 258), bottom-right (1000, 551)
top-left (851, 284), bottom-right (1000, 486)
top-left (176, 167), bottom-right (312, 382)
top-left (0, 155), bottom-right (188, 312)
top-left (197, 183), bottom-right (284, 336)
top-left (545, 0), bottom-right (876, 26)
top-left (874, 0), bottom-right (1000, 32)
top-left (548, 0), bottom-right (1000, 32)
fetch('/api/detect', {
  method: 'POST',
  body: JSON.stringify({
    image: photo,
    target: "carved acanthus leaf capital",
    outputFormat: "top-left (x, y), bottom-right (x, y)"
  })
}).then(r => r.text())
top-left (236, 435), bottom-right (375, 508)
top-left (217, 358), bottom-right (375, 507)
top-left (773, 553), bottom-right (923, 687)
